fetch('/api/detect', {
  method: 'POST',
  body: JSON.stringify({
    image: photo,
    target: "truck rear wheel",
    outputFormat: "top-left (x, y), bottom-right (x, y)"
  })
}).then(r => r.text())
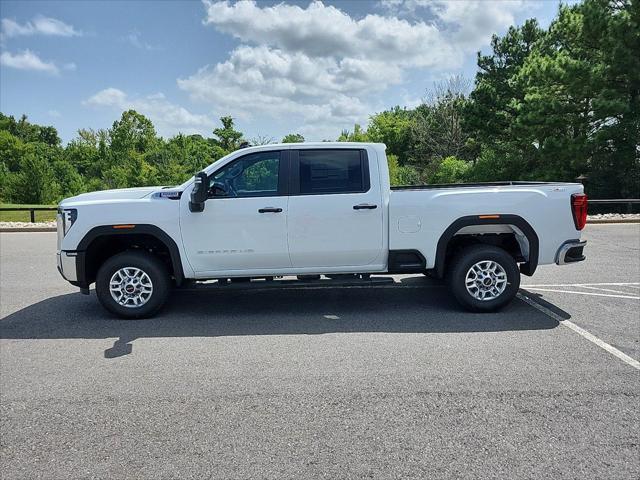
top-left (447, 245), bottom-right (520, 312)
top-left (96, 251), bottom-right (171, 319)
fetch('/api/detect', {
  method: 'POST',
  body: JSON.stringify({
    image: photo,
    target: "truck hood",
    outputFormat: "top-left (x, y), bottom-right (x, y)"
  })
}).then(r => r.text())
top-left (60, 186), bottom-right (161, 205)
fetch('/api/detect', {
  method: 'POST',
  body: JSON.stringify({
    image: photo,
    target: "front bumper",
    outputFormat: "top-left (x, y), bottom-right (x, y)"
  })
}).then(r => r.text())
top-left (57, 251), bottom-right (78, 282)
top-left (555, 240), bottom-right (587, 265)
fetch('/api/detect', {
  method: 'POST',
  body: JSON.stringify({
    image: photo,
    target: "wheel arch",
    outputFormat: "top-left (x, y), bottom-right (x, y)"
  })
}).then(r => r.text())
top-left (434, 214), bottom-right (539, 278)
top-left (75, 224), bottom-right (184, 288)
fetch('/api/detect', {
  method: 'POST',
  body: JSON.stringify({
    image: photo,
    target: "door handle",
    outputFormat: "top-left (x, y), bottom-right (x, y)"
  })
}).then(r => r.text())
top-left (353, 204), bottom-right (378, 210)
top-left (258, 207), bottom-right (283, 213)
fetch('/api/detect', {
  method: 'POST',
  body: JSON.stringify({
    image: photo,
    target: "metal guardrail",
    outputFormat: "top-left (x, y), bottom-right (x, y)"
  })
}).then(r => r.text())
top-left (0, 207), bottom-right (57, 223)
top-left (588, 199), bottom-right (639, 213)
top-left (1, 199), bottom-right (638, 223)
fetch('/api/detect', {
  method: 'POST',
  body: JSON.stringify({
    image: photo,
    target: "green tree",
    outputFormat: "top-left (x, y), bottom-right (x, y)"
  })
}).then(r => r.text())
top-left (464, 1), bottom-right (638, 196)
top-left (464, 19), bottom-right (544, 155)
top-left (515, 0), bottom-right (639, 196)
top-left (0, 162), bottom-right (9, 201)
top-left (109, 110), bottom-right (157, 157)
top-left (466, 147), bottom-right (523, 182)
top-left (103, 110), bottom-right (159, 189)
top-left (52, 159), bottom-right (85, 198)
top-left (0, 113), bottom-right (61, 146)
top-left (387, 154), bottom-right (420, 186)
top-left (148, 134), bottom-right (223, 185)
top-left (65, 131), bottom-right (101, 177)
top-left (412, 77), bottom-right (471, 167)
top-left (367, 107), bottom-right (414, 163)
top-left (0, 122), bottom-right (65, 202)
top-left (337, 124), bottom-right (369, 142)
top-left (282, 133), bottom-right (305, 143)
top-left (429, 156), bottom-right (470, 184)
top-left (6, 149), bottom-right (59, 204)
top-left (0, 129), bottom-right (25, 172)
top-left (212, 116), bottom-right (244, 152)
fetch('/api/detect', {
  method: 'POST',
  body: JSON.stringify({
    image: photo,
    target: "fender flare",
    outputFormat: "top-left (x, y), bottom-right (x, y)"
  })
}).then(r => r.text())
top-left (75, 224), bottom-right (184, 287)
top-left (434, 214), bottom-right (539, 278)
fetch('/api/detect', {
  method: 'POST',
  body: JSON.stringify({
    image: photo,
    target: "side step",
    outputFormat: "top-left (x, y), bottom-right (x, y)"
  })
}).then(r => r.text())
top-left (180, 275), bottom-right (396, 292)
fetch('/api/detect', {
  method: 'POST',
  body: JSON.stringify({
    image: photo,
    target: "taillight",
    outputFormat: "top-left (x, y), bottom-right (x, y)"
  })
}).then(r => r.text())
top-left (571, 193), bottom-right (588, 230)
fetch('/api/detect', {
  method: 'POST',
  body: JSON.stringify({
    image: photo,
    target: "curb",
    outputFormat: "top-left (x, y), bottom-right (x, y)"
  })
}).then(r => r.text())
top-left (0, 227), bottom-right (57, 232)
top-left (587, 219), bottom-right (640, 224)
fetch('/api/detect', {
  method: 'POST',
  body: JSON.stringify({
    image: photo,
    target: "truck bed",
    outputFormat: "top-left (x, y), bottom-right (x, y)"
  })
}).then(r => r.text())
top-left (388, 179), bottom-right (584, 268)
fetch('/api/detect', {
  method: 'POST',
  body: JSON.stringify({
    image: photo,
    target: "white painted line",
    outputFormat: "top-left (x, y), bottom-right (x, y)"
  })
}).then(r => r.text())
top-left (517, 293), bottom-right (640, 371)
top-left (524, 287), bottom-right (640, 300)
top-left (578, 285), bottom-right (637, 295)
top-left (523, 282), bottom-right (640, 288)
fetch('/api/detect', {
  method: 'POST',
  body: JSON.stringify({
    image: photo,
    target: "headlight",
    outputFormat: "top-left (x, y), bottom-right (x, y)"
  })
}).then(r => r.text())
top-left (60, 208), bottom-right (77, 236)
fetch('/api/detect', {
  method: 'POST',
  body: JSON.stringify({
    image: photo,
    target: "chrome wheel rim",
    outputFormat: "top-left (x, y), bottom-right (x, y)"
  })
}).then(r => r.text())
top-left (109, 267), bottom-right (153, 308)
top-left (465, 260), bottom-right (507, 301)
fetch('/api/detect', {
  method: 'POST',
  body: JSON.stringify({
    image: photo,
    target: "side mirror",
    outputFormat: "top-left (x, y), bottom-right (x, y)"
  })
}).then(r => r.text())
top-left (189, 171), bottom-right (208, 212)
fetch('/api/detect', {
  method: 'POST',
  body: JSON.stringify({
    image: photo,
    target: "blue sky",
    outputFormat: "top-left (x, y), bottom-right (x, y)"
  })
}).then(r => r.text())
top-left (1, 0), bottom-right (566, 143)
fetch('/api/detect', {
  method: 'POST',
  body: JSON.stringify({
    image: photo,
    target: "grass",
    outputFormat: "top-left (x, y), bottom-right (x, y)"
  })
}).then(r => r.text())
top-left (0, 203), bottom-right (57, 223)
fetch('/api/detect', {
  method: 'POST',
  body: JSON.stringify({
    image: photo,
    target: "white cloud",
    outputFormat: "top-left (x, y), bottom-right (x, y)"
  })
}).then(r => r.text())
top-left (178, 0), bottom-right (533, 138)
top-left (48, 109), bottom-right (62, 118)
top-left (430, 1), bottom-right (529, 49)
top-left (1, 15), bottom-right (82, 38)
top-left (202, 0), bottom-right (456, 68)
top-left (0, 49), bottom-right (59, 74)
top-left (125, 30), bottom-right (159, 51)
top-left (85, 87), bottom-right (128, 106)
top-left (178, 44), bottom-right (373, 136)
top-left (380, 1), bottom-right (538, 48)
top-left (84, 88), bottom-right (214, 137)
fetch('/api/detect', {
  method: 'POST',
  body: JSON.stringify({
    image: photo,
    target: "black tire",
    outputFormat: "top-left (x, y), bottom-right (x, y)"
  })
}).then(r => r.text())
top-left (447, 245), bottom-right (520, 312)
top-left (96, 251), bottom-right (171, 319)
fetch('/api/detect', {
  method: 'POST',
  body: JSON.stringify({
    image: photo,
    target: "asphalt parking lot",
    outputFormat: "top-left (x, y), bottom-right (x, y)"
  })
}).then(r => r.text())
top-left (1, 224), bottom-right (638, 479)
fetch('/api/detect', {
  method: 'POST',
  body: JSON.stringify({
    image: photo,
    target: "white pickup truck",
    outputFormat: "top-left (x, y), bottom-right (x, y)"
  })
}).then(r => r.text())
top-left (57, 143), bottom-right (588, 318)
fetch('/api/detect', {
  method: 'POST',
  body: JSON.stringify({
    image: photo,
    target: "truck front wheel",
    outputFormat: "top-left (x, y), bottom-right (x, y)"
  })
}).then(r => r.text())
top-left (95, 251), bottom-right (171, 319)
top-left (447, 245), bottom-right (520, 312)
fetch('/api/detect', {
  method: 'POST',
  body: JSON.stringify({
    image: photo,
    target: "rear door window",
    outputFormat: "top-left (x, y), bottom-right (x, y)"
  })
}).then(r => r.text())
top-left (298, 149), bottom-right (368, 194)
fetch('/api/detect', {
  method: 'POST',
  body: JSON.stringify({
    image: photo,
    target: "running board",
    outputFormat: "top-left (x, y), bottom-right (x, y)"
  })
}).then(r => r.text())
top-left (180, 275), bottom-right (396, 292)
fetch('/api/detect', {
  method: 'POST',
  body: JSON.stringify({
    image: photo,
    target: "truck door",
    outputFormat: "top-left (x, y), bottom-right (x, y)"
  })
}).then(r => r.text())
top-left (180, 150), bottom-right (291, 275)
top-left (287, 148), bottom-right (384, 269)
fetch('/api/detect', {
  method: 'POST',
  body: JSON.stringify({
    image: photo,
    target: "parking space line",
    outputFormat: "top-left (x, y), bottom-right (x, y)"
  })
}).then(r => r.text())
top-left (517, 293), bottom-right (640, 371)
top-left (578, 285), bottom-right (637, 295)
top-left (524, 287), bottom-right (639, 300)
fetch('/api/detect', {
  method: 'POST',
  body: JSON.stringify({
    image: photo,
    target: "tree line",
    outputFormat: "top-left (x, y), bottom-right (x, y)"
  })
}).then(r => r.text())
top-left (0, 0), bottom-right (637, 204)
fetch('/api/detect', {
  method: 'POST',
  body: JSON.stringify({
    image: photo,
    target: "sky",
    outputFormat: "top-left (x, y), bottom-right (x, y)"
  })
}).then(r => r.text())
top-left (0, 0), bottom-right (568, 144)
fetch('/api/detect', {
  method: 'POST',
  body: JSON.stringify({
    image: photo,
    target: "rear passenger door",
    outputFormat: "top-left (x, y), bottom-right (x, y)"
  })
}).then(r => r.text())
top-left (287, 148), bottom-right (384, 269)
